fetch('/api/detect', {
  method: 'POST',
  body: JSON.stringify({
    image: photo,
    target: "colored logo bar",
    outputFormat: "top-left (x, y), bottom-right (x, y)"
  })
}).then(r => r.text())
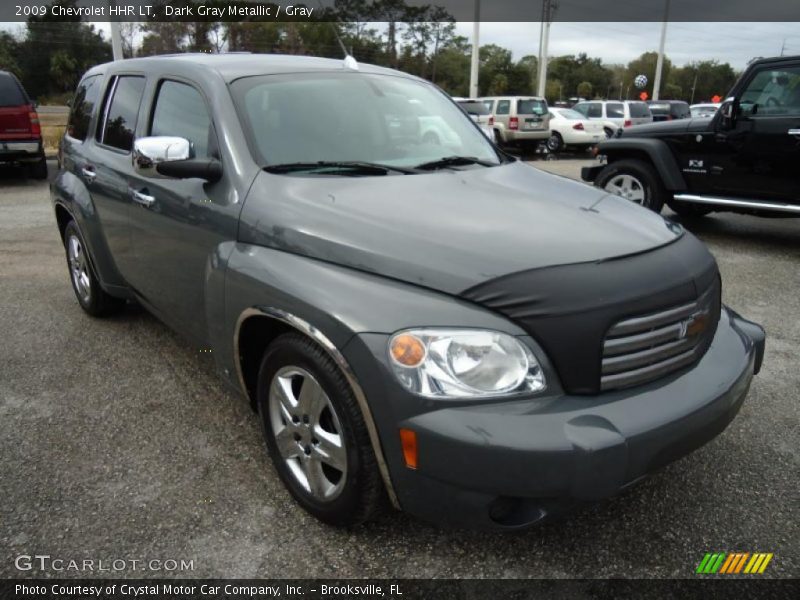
top-left (696, 552), bottom-right (773, 574)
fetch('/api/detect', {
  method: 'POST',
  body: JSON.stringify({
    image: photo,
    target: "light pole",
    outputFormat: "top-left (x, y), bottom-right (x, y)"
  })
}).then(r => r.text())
top-left (536, 0), bottom-right (555, 97)
top-left (469, 0), bottom-right (480, 98)
top-left (108, 1), bottom-right (124, 60)
top-left (652, 0), bottom-right (671, 101)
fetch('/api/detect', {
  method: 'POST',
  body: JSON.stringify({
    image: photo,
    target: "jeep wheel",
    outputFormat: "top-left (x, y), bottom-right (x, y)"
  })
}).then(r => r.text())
top-left (63, 221), bottom-right (125, 317)
top-left (257, 333), bottom-right (384, 526)
top-left (596, 159), bottom-right (667, 212)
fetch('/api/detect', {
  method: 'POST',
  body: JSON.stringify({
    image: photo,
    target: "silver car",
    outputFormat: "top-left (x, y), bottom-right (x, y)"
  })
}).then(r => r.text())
top-left (573, 100), bottom-right (652, 133)
top-left (479, 96), bottom-right (551, 145)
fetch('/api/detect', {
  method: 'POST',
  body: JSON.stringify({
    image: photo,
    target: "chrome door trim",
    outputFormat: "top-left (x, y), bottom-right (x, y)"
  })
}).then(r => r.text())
top-left (673, 193), bottom-right (800, 214)
top-left (233, 307), bottom-right (400, 509)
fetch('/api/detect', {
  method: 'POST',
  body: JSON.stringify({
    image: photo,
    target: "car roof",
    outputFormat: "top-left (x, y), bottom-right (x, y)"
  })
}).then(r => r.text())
top-left (480, 96), bottom-right (545, 100)
top-left (83, 53), bottom-right (417, 84)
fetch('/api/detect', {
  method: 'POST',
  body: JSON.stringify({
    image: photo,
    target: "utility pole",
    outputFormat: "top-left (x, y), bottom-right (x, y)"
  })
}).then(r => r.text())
top-left (690, 70), bottom-right (698, 103)
top-left (108, 1), bottom-right (124, 60)
top-left (652, 0), bottom-right (670, 101)
top-left (780, 38), bottom-right (786, 56)
top-left (536, 0), bottom-right (555, 98)
top-left (469, 0), bottom-right (480, 98)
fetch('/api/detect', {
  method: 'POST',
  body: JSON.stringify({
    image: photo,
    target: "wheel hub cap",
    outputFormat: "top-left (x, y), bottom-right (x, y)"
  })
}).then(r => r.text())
top-left (268, 366), bottom-right (347, 501)
top-left (67, 235), bottom-right (91, 303)
top-left (604, 174), bottom-right (646, 205)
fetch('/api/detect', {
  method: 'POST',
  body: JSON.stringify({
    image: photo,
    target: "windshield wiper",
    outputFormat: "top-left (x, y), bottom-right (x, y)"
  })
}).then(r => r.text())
top-left (264, 161), bottom-right (417, 175)
top-left (413, 156), bottom-right (496, 171)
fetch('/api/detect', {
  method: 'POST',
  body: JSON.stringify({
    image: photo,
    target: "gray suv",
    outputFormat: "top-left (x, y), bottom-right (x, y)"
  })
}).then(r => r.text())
top-left (52, 54), bottom-right (764, 530)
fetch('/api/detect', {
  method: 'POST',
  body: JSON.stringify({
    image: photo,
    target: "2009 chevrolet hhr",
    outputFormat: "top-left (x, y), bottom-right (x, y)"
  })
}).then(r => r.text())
top-left (53, 54), bottom-right (765, 529)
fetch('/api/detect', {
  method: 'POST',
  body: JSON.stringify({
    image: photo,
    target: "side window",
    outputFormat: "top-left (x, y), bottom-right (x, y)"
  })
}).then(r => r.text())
top-left (496, 100), bottom-right (510, 115)
top-left (150, 80), bottom-right (215, 159)
top-left (587, 103), bottom-right (602, 118)
top-left (740, 66), bottom-right (800, 117)
top-left (66, 75), bottom-right (101, 141)
top-left (573, 102), bottom-right (588, 116)
top-left (97, 75), bottom-right (145, 152)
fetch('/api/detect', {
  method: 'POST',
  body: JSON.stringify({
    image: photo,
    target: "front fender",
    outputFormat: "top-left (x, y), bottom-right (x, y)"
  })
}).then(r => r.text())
top-left (217, 244), bottom-right (524, 380)
top-left (595, 137), bottom-right (686, 191)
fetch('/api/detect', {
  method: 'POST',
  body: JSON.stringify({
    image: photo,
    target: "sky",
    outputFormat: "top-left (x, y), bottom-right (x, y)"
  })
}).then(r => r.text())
top-left (1, 21), bottom-right (798, 69)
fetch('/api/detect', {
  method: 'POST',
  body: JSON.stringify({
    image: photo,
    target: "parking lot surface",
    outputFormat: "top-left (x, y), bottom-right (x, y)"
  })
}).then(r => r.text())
top-left (0, 160), bottom-right (797, 578)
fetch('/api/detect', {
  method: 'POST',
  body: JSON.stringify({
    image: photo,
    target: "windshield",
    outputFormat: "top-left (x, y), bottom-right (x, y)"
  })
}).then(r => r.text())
top-left (233, 73), bottom-right (501, 169)
top-left (648, 103), bottom-right (670, 114)
top-left (0, 74), bottom-right (27, 107)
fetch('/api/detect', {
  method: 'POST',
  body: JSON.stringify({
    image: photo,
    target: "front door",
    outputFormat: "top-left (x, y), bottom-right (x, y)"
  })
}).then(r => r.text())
top-left (125, 79), bottom-right (240, 342)
top-left (712, 62), bottom-right (800, 203)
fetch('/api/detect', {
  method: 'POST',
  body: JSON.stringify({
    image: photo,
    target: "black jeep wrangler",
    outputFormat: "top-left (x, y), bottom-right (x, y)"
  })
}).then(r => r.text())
top-left (583, 55), bottom-right (800, 217)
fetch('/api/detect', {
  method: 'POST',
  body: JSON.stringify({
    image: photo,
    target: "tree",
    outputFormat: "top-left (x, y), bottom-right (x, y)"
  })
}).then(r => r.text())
top-left (0, 31), bottom-right (22, 77)
top-left (577, 81), bottom-right (593, 98)
top-left (50, 50), bottom-right (79, 92)
top-left (20, 1), bottom-right (111, 99)
top-left (139, 22), bottom-right (190, 55)
top-left (626, 51), bottom-right (671, 99)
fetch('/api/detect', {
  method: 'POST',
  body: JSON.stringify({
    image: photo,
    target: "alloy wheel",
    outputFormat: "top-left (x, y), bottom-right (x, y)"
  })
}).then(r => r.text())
top-left (604, 173), bottom-right (646, 205)
top-left (268, 366), bottom-right (347, 501)
top-left (67, 234), bottom-right (91, 304)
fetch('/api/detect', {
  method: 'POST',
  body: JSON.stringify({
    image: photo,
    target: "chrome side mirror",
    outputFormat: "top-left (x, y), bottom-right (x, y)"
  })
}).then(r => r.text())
top-left (133, 136), bottom-right (192, 179)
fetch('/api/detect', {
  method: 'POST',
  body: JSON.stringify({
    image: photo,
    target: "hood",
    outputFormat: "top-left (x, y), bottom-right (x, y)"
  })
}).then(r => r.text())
top-left (239, 161), bottom-right (683, 295)
top-left (625, 117), bottom-right (713, 137)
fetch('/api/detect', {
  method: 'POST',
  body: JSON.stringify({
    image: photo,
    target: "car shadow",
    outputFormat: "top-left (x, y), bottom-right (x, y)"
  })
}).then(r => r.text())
top-left (0, 160), bottom-right (54, 185)
top-left (667, 211), bottom-right (800, 254)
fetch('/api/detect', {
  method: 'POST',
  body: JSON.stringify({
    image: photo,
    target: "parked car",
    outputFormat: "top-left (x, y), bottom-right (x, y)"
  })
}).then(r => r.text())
top-left (573, 100), bottom-right (653, 135)
top-left (690, 103), bottom-right (721, 118)
top-left (456, 99), bottom-right (494, 138)
top-left (647, 100), bottom-right (691, 122)
top-left (546, 107), bottom-right (606, 152)
top-left (479, 95), bottom-right (550, 145)
top-left (0, 70), bottom-right (47, 178)
top-left (583, 55), bottom-right (800, 218)
top-left (53, 54), bottom-right (765, 530)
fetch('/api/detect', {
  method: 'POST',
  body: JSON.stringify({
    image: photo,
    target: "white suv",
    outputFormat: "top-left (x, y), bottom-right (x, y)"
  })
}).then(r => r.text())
top-left (573, 100), bottom-right (652, 134)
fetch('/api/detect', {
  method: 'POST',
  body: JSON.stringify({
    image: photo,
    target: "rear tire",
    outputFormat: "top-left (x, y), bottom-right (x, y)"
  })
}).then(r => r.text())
top-left (256, 333), bottom-right (385, 527)
top-left (63, 221), bottom-right (125, 317)
top-left (493, 129), bottom-right (504, 145)
top-left (595, 159), bottom-right (667, 213)
top-left (546, 131), bottom-right (564, 152)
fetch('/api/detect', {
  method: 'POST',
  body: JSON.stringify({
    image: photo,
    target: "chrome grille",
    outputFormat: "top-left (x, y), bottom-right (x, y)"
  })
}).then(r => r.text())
top-left (601, 285), bottom-right (719, 391)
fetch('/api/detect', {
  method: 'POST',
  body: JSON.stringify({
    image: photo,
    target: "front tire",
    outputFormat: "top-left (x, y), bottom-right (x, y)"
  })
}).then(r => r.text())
top-left (595, 159), bottom-right (667, 213)
top-left (63, 221), bottom-right (124, 317)
top-left (256, 333), bottom-right (384, 526)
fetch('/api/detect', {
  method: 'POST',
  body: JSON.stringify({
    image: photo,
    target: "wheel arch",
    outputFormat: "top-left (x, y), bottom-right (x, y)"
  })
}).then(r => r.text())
top-left (233, 306), bottom-right (401, 509)
top-left (597, 138), bottom-right (686, 191)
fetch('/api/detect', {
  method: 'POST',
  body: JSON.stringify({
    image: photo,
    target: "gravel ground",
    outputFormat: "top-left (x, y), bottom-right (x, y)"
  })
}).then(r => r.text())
top-left (0, 160), bottom-right (797, 579)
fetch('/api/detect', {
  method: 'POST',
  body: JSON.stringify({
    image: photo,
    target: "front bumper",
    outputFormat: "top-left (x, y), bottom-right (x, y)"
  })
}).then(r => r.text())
top-left (0, 139), bottom-right (43, 162)
top-left (346, 307), bottom-right (764, 530)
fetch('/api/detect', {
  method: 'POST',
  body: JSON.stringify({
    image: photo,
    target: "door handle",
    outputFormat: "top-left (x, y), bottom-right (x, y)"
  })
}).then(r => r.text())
top-left (81, 167), bottom-right (96, 182)
top-left (788, 129), bottom-right (800, 137)
top-left (130, 188), bottom-right (155, 207)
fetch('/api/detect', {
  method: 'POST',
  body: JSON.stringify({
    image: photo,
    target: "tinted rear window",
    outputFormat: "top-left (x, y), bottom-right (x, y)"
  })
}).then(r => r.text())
top-left (458, 101), bottom-right (490, 116)
top-left (671, 102), bottom-right (690, 117)
top-left (0, 73), bottom-right (27, 107)
top-left (628, 102), bottom-right (651, 117)
top-left (98, 76), bottom-right (145, 151)
top-left (648, 103), bottom-right (670, 115)
top-left (517, 99), bottom-right (547, 115)
top-left (67, 75), bottom-right (101, 141)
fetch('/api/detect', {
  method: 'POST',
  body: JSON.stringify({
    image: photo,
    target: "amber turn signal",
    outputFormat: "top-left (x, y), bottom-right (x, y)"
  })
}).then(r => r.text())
top-left (399, 428), bottom-right (418, 469)
top-left (390, 334), bottom-right (426, 367)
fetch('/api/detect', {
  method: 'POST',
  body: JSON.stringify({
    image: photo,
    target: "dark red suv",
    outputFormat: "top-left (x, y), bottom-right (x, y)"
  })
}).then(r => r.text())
top-left (0, 70), bottom-right (47, 179)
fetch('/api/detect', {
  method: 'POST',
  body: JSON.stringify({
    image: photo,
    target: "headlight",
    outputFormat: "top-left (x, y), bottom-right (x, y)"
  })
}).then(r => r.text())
top-left (388, 329), bottom-right (546, 398)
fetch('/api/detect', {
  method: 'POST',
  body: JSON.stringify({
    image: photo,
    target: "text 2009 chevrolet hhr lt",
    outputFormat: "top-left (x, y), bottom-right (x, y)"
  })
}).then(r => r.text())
top-left (52, 54), bottom-right (765, 529)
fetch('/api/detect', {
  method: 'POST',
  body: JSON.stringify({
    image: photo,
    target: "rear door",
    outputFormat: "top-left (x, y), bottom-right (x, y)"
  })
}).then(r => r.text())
top-left (82, 74), bottom-right (146, 277)
top-left (125, 78), bottom-right (239, 339)
top-left (494, 98), bottom-right (511, 132)
top-left (0, 73), bottom-right (32, 141)
top-left (516, 98), bottom-right (549, 132)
